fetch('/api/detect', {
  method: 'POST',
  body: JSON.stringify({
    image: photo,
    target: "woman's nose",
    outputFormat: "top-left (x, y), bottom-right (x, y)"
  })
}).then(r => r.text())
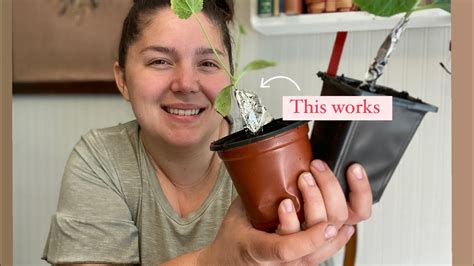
top-left (170, 65), bottom-right (199, 93)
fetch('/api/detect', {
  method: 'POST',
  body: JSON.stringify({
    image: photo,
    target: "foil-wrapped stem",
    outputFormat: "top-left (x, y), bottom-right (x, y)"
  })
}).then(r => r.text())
top-left (234, 88), bottom-right (273, 134)
top-left (360, 13), bottom-right (410, 91)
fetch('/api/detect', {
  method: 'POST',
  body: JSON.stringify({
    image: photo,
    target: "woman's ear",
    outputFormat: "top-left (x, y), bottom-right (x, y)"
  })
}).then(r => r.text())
top-left (113, 61), bottom-right (130, 102)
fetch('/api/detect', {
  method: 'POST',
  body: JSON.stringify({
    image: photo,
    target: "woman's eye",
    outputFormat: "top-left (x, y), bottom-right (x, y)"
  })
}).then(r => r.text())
top-left (147, 59), bottom-right (174, 70)
top-left (201, 61), bottom-right (219, 69)
top-left (150, 59), bottom-right (170, 66)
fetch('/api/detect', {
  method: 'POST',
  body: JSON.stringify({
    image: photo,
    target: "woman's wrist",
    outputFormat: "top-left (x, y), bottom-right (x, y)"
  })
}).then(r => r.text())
top-left (160, 248), bottom-right (209, 266)
top-left (195, 244), bottom-right (216, 265)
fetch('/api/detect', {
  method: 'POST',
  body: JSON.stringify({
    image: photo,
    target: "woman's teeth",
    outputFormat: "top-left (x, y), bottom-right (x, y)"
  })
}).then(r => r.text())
top-left (166, 108), bottom-right (201, 116)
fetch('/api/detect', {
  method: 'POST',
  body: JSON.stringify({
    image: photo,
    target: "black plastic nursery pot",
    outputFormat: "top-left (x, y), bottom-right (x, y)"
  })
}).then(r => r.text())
top-left (210, 119), bottom-right (312, 231)
top-left (311, 72), bottom-right (438, 203)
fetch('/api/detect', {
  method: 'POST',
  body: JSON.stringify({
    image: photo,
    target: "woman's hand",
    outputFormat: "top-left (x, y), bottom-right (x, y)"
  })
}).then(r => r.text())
top-left (276, 160), bottom-right (373, 263)
top-left (198, 160), bottom-right (372, 265)
top-left (198, 197), bottom-right (354, 265)
top-left (280, 160), bottom-right (372, 232)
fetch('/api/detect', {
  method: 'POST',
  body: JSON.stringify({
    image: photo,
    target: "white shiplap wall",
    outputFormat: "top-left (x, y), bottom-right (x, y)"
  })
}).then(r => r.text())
top-left (13, 1), bottom-right (451, 265)
top-left (13, 96), bottom-right (134, 265)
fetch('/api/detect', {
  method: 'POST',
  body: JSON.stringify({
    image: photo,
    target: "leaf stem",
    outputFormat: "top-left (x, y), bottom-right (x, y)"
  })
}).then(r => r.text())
top-left (234, 70), bottom-right (249, 85)
top-left (404, 10), bottom-right (413, 19)
top-left (235, 25), bottom-right (243, 77)
top-left (191, 13), bottom-right (235, 83)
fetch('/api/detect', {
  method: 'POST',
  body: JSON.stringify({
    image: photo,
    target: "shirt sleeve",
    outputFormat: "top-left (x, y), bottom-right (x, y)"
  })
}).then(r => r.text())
top-left (42, 131), bottom-right (140, 264)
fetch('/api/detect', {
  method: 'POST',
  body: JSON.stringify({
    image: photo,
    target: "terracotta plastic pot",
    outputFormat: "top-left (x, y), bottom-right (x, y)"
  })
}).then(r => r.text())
top-left (311, 72), bottom-right (438, 203)
top-left (211, 119), bottom-right (312, 231)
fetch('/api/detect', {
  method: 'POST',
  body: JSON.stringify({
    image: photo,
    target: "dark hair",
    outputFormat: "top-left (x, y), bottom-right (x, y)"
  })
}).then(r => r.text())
top-left (118, 0), bottom-right (234, 73)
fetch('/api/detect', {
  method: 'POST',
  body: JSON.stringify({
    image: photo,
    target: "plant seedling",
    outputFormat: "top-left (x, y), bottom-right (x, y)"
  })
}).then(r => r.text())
top-left (171, 0), bottom-right (276, 117)
top-left (353, 0), bottom-right (451, 89)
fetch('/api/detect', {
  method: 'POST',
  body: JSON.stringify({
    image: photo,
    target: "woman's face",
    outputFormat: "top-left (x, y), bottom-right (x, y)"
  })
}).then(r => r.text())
top-left (115, 8), bottom-right (231, 148)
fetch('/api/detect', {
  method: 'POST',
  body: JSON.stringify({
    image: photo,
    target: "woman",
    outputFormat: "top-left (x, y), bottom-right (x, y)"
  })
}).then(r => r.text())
top-left (42, 0), bottom-right (372, 264)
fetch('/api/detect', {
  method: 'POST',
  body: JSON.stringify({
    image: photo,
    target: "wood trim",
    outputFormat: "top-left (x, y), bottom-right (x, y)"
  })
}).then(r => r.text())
top-left (1, 0), bottom-right (13, 265)
top-left (13, 81), bottom-right (120, 95)
top-left (452, 0), bottom-right (474, 264)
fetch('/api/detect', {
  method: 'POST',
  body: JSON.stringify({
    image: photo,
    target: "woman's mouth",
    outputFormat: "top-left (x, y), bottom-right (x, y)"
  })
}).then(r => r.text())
top-left (164, 107), bottom-right (205, 116)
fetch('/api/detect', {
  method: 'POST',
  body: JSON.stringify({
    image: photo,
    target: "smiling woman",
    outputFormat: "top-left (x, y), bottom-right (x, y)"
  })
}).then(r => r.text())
top-left (113, 8), bottom-right (230, 150)
top-left (41, 0), bottom-right (373, 265)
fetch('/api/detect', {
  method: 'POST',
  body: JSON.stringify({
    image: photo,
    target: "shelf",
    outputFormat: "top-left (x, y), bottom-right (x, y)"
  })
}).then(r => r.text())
top-left (250, 0), bottom-right (451, 36)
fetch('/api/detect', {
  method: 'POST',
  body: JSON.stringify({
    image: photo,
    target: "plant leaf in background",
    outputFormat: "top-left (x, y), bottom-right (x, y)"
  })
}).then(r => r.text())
top-left (416, 0), bottom-right (451, 13)
top-left (170, 0), bottom-right (203, 19)
top-left (431, 0), bottom-right (451, 12)
top-left (214, 85), bottom-right (233, 117)
top-left (353, 0), bottom-right (418, 17)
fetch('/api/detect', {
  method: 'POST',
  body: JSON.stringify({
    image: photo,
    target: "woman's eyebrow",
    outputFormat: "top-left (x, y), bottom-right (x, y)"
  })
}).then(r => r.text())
top-left (140, 45), bottom-right (178, 57)
top-left (196, 47), bottom-right (224, 57)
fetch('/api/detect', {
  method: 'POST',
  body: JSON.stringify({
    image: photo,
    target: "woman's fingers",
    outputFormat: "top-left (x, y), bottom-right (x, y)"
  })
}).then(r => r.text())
top-left (248, 222), bottom-right (341, 262)
top-left (297, 172), bottom-right (327, 228)
top-left (278, 162), bottom-right (371, 233)
top-left (300, 224), bottom-right (355, 263)
top-left (346, 164), bottom-right (373, 224)
top-left (310, 160), bottom-right (348, 224)
top-left (278, 169), bottom-right (332, 234)
top-left (277, 199), bottom-right (301, 235)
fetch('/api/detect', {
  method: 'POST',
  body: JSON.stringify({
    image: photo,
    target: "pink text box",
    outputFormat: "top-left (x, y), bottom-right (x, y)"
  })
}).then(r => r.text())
top-left (282, 96), bottom-right (392, 121)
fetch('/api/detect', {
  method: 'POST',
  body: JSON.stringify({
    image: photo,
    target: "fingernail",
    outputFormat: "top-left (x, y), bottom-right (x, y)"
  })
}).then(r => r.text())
top-left (325, 225), bottom-right (337, 239)
top-left (283, 199), bottom-right (293, 213)
top-left (312, 160), bottom-right (326, 172)
top-left (303, 172), bottom-right (315, 186)
top-left (346, 225), bottom-right (355, 237)
top-left (352, 165), bottom-right (364, 180)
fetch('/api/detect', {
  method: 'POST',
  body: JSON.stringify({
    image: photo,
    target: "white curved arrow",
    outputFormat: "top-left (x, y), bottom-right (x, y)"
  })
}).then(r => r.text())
top-left (260, 76), bottom-right (301, 91)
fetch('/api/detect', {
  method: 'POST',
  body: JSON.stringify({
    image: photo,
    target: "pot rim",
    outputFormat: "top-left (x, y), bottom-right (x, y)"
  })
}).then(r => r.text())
top-left (317, 71), bottom-right (439, 113)
top-left (210, 118), bottom-right (307, 152)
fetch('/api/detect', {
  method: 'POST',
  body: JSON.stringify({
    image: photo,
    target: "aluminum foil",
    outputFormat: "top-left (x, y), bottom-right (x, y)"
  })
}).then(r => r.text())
top-left (234, 88), bottom-right (273, 134)
top-left (360, 14), bottom-right (410, 91)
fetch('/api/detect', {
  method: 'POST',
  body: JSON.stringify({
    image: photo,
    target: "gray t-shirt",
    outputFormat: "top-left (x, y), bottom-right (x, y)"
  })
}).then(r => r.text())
top-left (42, 120), bottom-right (236, 264)
top-left (42, 120), bottom-right (334, 265)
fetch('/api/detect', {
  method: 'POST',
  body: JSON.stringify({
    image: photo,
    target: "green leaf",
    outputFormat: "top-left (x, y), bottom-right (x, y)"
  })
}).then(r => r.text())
top-left (239, 24), bottom-right (247, 35)
top-left (242, 60), bottom-right (277, 73)
top-left (416, 0), bottom-right (451, 13)
top-left (354, 0), bottom-right (418, 17)
top-left (432, 0), bottom-right (451, 12)
top-left (170, 0), bottom-right (203, 19)
top-left (214, 85), bottom-right (232, 117)
top-left (433, 2), bottom-right (450, 12)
